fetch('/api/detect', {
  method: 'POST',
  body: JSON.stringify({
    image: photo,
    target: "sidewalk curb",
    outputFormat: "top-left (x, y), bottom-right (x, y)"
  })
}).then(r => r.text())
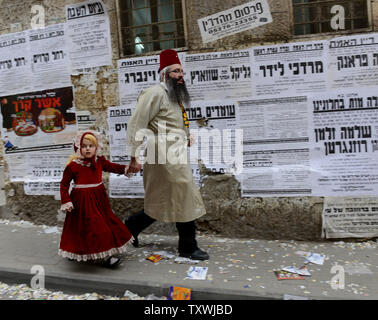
top-left (0, 266), bottom-right (284, 300)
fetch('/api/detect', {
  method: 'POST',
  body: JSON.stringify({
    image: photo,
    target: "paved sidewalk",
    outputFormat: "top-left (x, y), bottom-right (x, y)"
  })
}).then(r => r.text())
top-left (0, 220), bottom-right (377, 300)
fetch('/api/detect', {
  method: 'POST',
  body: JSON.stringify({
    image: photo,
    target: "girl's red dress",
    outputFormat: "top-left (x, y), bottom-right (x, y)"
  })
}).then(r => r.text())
top-left (59, 156), bottom-right (132, 261)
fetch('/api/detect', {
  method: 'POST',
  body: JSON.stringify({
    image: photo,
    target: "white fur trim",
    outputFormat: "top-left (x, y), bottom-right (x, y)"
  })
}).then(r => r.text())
top-left (58, 238), bottom-right (135, 262)
top-left (72, 158), bottom-right (91, 167)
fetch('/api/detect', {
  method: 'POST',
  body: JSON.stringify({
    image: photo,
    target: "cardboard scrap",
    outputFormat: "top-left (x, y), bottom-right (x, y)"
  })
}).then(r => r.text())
top-left (274, 270), bottom-right (304, 280)
top-left (168, 286), bottom-right (192, 300)
top-left (305, 252), bottom-right (325, 265)
top-left (146, 254), bottom-right (163, 263)
top-left (295, 251), bottom-right (325, 265)
top-left (186, 266), bottom-right (208, 280)
top-left (154, 251), bottom-right (175, 259)
top-left (281, 266), bottom-right (311, 276)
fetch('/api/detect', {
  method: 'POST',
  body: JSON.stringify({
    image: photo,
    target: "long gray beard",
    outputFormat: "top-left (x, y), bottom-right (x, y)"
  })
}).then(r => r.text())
top-left (166, 77), bottom-right (191, 106)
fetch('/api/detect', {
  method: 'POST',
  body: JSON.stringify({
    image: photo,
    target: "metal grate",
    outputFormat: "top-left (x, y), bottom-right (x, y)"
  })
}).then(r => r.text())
top-left (118, 0), bottom-right (186, 56)
top-left (292, 0), bottom-right (369, 36)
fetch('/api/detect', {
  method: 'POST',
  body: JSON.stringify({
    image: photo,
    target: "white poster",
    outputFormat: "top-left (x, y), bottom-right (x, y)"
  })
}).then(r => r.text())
top-left (322, 197), bottom-right (378, 239)
top-left (24, 181), bottom-right (61, 196)
top-left (183, 49), bottom-right (253, 101)
top-left (117, 55), bottom-right (159, 106)
top-left (5, 147), bottom-right (72, 182)
top-left (29, 23), bottom-right (72, 90)
top-left (197, 0), bottom-right (272, 43)
top-left (187, 100), bottom-right (240, 173)
top-left (0, 31), bottom-right (32, 95)
top-left (237, 96), bottom-right (311, 197)
top-left (65, 0), bottom-right (112, 72)
top-left (109, 172), bottom-right (144, 198)
top-left (107, 105), bottom-right (134, 164)
top-left (328, 33), bottom-right (378, 90)
top-left (107, 105), bottom-right (144, 198)
top-left (0, 86), bottom-right (77, 152)
top-left (309, 88), bottom-right (378, 196)
top-left (251, 40), bottom-right (327, 97)
top-left (76, 110), bottom-right (96, 130)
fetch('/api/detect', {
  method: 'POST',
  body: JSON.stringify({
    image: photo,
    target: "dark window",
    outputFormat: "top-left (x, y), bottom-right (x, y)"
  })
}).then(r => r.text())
top-left (293, 0), bottom-right (369, 36)
top-left (118, 0), bottom-right (186, 56)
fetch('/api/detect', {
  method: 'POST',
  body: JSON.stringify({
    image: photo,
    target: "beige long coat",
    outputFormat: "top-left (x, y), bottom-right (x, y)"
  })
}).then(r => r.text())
top-left (126, 83), bottom-right (206, 222)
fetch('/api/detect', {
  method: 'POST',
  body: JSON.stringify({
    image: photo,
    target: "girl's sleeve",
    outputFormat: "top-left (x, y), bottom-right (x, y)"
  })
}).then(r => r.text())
top-left (101, 156), bottom-right (127, 174)
top-left (60, 165), bottom-right (73, 205)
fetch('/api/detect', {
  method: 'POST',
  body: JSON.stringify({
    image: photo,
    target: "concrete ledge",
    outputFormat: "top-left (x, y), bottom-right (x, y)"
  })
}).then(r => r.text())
top-left (0, 266), bottom-right (282, 300)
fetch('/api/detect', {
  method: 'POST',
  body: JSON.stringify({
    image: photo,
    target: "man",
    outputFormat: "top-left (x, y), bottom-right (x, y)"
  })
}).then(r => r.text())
top-left (124, 49), bottom-right (209, 261)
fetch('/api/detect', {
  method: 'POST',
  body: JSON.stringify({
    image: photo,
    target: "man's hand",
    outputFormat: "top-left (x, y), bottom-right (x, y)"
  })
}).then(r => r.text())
top-left (188, 134), bottom-right (195, 147)
top-left (127, 157), bottom-right (142, 174)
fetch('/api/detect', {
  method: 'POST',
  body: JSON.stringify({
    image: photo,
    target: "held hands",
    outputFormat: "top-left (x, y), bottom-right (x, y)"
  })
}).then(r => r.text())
top-left (125, 157), bottom-right (141, 178)
top-left (188, 134), bottom-right (195, 147)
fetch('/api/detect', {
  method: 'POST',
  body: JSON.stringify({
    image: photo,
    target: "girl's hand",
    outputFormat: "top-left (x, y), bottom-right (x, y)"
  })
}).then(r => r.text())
top-left (61, 202), bottom-right (74, 213)
top-left (124, 165), bottom-right (134, 178)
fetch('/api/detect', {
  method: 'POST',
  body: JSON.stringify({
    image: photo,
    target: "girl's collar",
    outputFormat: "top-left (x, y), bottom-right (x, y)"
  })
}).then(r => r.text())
top-left (73, 156), bottom-right (98, 167)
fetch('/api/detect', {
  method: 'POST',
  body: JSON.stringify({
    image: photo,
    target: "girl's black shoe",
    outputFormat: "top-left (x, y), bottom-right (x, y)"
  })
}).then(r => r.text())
top-left (102, 256), bottom-right (122, 269)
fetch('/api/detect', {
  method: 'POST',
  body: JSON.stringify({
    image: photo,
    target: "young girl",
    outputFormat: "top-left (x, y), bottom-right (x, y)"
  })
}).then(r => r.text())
top-left (59, 130), bottom-right (132, 268)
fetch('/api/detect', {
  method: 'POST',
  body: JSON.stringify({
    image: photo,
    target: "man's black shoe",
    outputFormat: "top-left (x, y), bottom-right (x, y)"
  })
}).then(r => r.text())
top-left (124, 218), bottom-right (139, 248)
top-left (179, 248), bottom-right (209, 261)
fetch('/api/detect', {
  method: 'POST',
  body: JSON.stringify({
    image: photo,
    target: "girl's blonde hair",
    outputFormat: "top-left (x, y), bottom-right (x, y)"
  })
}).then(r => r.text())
top-left (66, 133), bottom-right (98, 165)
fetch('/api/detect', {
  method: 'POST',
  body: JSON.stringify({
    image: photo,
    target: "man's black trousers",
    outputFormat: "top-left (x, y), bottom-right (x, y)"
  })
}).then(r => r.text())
top-left (125, 209), bottom-right (199, 254)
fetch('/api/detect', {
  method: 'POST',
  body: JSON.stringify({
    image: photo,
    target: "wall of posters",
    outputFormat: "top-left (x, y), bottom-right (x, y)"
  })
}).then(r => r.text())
top-left (2, 1), bottom-right (378, 240)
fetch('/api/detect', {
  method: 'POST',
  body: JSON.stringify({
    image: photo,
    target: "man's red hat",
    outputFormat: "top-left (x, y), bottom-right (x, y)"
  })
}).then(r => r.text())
top-left (159, 49), bottom-right (181, 71)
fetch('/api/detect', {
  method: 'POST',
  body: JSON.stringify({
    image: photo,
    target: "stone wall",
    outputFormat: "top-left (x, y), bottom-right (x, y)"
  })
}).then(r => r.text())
top-left (0, 0), bottom-right (376, 240)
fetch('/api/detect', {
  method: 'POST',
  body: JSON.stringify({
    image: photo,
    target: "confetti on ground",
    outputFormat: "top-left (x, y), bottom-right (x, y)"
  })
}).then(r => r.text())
top-left (174, 257), bottom-right (200, 264)
top-left (0, 219), bottom-right (376, 299)
top-left (0, 281), bottom-right (166, 300)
